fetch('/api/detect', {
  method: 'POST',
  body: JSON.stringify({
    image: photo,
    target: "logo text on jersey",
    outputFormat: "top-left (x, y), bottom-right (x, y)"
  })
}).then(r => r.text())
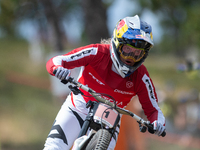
top-left (102, 95), bottom-right (123, 106)
top-left (71, 49), bottom-right (93, 59)
top-left (142, 74), bottom-right (156, 100)
top-left (114, 89), bottom-right (134, 95)
top-left (89, 72), bottom-right (105, 85)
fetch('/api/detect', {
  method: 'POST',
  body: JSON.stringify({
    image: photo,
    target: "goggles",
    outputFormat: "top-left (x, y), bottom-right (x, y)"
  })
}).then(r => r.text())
top-left (119, 44), bottom-right (145, 62)
top-left (122, 39), bottom-right (151, 50)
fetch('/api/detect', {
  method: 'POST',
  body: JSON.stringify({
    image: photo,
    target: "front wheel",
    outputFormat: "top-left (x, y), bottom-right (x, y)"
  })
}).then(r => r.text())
top-left (85, 129), bottom-right (111, 150)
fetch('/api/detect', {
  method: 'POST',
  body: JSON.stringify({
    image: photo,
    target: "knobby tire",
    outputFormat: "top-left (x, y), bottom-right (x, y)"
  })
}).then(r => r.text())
top-left (85, 129), bottom-right (111, 150)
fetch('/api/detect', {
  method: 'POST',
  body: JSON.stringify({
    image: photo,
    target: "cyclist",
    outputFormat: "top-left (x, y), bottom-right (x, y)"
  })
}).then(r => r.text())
top-left (44, 15), bottom-right (166, 150)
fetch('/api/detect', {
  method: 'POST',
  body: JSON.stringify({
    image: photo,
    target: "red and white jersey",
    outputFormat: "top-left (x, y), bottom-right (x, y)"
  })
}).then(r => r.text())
top-left (46, 44), bottom-right (165, 125)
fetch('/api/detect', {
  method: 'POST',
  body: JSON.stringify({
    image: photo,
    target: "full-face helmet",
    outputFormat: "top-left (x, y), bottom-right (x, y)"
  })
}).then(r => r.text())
top-left (110, 15), bottom-right (154, 78)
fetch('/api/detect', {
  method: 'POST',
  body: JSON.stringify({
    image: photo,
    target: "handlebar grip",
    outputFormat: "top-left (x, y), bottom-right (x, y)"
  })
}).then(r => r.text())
top-left (53, 69), bottom-right (69, 84)
top-left (161, 131), bottom-right (166, 137)
top-left (53, 69), bottom-right (57, 75)
top-left (148, 123), bottom-right (166, 137)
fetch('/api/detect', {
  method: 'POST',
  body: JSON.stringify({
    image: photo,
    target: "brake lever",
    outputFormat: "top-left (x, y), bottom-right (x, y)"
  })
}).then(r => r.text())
top-left (138, 122), bottom-right (147, 133)
top-left (68, 85), bottom-right (83, 95)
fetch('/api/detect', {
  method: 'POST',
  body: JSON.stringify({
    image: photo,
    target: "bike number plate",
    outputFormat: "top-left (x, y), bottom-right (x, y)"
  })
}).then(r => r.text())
top-left (94, 103), bottom-right (118, 128)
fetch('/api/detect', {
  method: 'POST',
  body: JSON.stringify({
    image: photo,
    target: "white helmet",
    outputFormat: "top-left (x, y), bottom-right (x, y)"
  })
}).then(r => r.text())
top-left (110, 15), bottom-right (154, 78)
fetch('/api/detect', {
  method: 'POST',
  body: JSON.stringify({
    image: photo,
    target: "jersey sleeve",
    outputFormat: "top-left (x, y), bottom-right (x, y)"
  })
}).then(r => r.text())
top-left (46, 44), bottom-right (99, 75)
top-left (134, 66), bottom-right (165, 125)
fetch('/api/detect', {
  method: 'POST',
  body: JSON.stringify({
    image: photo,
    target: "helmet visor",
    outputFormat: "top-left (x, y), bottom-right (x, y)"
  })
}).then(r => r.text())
top-left (119, 44), bottom-right (145, 62)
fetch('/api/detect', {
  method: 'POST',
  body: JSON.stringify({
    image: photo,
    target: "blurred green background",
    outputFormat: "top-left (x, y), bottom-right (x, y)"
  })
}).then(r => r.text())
top-left (0, 0), bottom-right (200, 150)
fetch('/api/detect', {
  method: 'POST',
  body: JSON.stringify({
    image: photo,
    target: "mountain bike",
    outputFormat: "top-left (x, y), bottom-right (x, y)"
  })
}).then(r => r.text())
top-left (53, 70), bottom-right (166, 150)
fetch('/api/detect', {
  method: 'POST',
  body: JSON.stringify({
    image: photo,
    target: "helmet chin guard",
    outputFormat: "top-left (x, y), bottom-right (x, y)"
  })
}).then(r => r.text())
top-left (110, 15), bottom-right (153, 78)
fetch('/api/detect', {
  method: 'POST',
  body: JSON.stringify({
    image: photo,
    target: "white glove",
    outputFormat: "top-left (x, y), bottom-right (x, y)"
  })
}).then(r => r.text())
top-left (54, 67), bottom-right (71, 81)
top-left (152, 120), bottom-right (165, 136)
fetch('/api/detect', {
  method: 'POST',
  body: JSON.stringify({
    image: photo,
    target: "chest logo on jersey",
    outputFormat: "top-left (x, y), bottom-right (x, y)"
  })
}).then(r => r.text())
top-left (70, 49), bottom-right (93, 59)
top-left (114, 89), bottom-right (134, 95)
top-left (89, 72), bottom-right (105, 85)
top-left (126, 81), bottom-right (133, 88)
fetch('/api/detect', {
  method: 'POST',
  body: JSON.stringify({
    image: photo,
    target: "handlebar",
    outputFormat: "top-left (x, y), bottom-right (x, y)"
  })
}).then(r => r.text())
top-left (53, 70), bottom-right (166, 137)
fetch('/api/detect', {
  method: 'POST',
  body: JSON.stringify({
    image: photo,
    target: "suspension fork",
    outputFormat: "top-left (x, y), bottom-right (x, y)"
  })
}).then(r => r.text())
top-left (77, 101), bottom-right (97, 138)
top-left (78, 120), bottom-right (91, 138)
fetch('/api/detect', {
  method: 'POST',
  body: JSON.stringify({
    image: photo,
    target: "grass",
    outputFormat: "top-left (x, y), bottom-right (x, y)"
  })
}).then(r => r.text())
top-left (0, 38), bottom-right (200, 150)
top-left (0, 79), bottom-right (60, 147)
top-left (0, 38), bottom-right (61, 149)
top-left (145, 54), bottom-right (199, 85)
top-left (147, 138), bottom-right (200, 150)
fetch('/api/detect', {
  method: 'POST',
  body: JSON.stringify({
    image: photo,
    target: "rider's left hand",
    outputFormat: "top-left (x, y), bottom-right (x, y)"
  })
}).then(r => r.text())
top-left (152, 120), bottom-right (165, 136)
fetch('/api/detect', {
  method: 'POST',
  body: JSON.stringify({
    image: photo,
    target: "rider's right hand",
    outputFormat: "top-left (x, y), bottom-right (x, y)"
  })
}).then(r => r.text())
top-left (54, 67), bottom-right (71, 81)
